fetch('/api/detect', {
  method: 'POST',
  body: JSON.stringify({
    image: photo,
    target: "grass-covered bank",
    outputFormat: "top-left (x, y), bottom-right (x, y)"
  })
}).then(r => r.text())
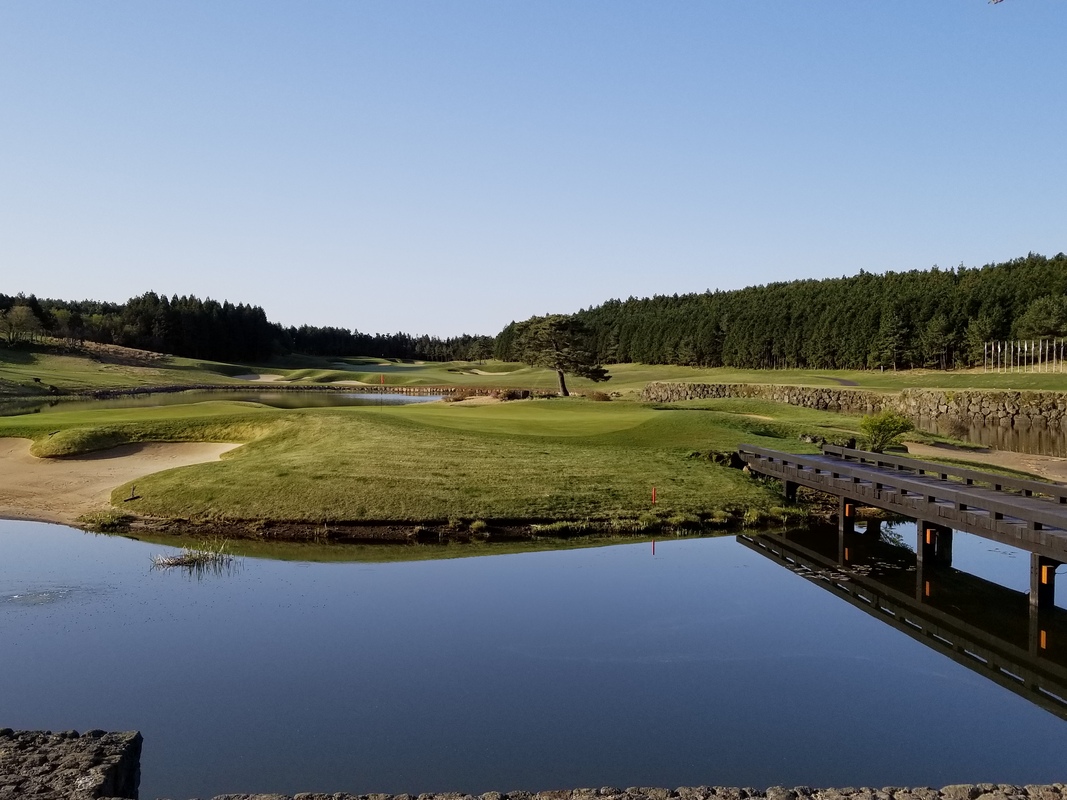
top-left (0, 394), bottom-right (866, 537)
top-left (7, 340), bottom-right (1067, 402)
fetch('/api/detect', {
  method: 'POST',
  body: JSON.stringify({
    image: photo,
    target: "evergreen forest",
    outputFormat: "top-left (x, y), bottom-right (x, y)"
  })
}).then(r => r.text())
top-left (496, 252), bottom-right (1067, 370)
top-left (3, 252), bottom-right (1066, 370)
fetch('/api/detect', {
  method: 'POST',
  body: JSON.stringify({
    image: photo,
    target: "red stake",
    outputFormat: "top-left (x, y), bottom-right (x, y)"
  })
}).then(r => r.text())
top-left (652, 486), bottom-right (657, 505)
top-left (652, 540), bottom-right (656, 556)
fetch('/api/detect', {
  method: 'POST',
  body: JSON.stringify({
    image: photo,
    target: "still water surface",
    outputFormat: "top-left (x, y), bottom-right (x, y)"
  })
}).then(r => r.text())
top-left (3, 390), bottom-right (439, 416)
top-left (2, 520), bottom-right (1067, 798)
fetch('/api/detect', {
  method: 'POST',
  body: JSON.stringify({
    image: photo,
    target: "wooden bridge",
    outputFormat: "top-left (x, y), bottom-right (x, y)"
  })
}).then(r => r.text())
top-left (738, 444), bottom-right (1066, 609)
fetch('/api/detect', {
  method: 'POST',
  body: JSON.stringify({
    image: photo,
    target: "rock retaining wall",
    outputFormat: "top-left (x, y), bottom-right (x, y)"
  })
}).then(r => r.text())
top-left (0, 728), bottom-right (141, 799)
top-left (4, 731), bottom-right (1063, 800)
top-left (200, 784), bottom-right (1067, 800)
top-left (641, 383), bottom-right (1067, 430)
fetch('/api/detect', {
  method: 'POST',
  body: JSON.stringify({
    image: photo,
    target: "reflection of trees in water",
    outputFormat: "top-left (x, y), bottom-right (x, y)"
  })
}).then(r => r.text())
top-left (916, 416), bottom-right (1067, 457)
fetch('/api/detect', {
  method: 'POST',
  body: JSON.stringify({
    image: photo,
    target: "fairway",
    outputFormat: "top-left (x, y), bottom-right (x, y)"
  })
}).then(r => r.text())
top-left (0, 394), bottom-right (861, 531)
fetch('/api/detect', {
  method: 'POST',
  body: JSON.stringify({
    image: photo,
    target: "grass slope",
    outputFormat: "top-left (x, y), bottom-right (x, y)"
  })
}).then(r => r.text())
top-left (0, 396), bottom-right (859, 525)
top-left (6, 340), bottom-right (1067, 397)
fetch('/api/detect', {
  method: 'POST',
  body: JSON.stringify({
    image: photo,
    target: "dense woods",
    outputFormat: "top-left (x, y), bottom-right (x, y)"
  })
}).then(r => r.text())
top-left (497, 253), bottom-right (1067, 370)
top-left (0, 292), bottom-right (493, 364)
top-left (4, 253), bottom-right (1066, 370)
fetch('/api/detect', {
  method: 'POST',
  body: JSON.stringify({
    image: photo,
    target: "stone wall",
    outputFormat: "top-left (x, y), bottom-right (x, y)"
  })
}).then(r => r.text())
top-left (0, 728), bottom-right (141, 799)
top-left (640, 383), bottom-right (890, 414)
top-left (202, 784), bottom-right (1067, 800)
top-left (641, 383), bottom-right (1067, 430)
top-left (3, 735), bottom-right (1063, 800)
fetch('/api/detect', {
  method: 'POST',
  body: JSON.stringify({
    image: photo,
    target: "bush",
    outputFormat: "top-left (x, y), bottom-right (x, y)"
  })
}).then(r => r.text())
top-left (586, 390), bottom-right (612, 402)
top-left (859, 410), bottom-right (914, 453)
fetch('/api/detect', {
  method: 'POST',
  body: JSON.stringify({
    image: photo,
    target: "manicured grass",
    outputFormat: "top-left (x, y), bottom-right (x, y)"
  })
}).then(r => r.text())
top-left (625, 365), bottom-right (1067, 392)
top-left (6, 341), bottom-right (1067, 398)
top-left (0, 395), bottom-right (856, 525)
top-left (0, 345), bottom-right (248, 395)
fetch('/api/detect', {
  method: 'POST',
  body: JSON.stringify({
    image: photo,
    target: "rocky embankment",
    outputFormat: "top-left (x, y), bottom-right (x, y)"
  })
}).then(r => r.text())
top-left (3, 732), bottom-right (1064, 800)
top-left (0, 728), bottom-right (141, 799)
top-left (641, 383), bottom-right (1067, 429)
top-left (192, 785), bottom-right (1067, 800)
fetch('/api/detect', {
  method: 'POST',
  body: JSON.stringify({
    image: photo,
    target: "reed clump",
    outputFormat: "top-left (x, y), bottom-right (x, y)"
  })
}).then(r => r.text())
top-left (151, 538), bottom-right (234, 570)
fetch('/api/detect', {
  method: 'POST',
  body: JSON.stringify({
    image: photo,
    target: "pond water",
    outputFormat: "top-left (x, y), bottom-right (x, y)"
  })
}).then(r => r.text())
top-left (3, 390), bottom-right (440, 416)
top-left (3, 521), bottom-right (1067, 799)
top-left (912, 416), bottom-right (1067, 457)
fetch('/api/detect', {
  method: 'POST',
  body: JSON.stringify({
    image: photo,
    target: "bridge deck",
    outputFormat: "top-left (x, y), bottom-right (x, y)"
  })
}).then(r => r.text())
top-left (739, 445), bottom-right (1067, 560)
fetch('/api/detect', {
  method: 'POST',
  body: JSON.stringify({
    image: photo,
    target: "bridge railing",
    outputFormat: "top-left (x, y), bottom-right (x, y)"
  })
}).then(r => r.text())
top-left (821, 445), bottom-right (1067, 504)
top-left (737, 444), bottom-right (1067, 534)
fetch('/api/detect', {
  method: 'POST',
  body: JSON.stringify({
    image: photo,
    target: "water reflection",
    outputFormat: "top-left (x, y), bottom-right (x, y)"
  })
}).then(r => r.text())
top-left (741, 525), bottom-right (1067, 721)
top-left (916, 416), bottom-right (1067, 457)
top-left (0, 390), bottom-right (440, 417)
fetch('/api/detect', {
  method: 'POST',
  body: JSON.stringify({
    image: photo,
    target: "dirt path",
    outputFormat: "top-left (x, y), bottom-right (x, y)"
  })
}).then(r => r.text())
top-left (905, 442), bottom-right (1067, 483)
top-left (0, 438), bottom-right (240, 526)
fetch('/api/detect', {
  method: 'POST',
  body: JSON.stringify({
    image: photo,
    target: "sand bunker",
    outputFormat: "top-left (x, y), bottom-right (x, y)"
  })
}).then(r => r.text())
top-left (0, 438), bottom-right (240, 526)
top-left (905, 442), bottom-right (1067, 484)
top-left (235, 373), bottom-right (287, 382)
top-left (469, 369), bottom-right (512, 375)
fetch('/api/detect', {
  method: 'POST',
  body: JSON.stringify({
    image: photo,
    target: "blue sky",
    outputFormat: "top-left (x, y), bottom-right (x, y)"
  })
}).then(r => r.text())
top-left (1, 1), bottom-right (1063, 337)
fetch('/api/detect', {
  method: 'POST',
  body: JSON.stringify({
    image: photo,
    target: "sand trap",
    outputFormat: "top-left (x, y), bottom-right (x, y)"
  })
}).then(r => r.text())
top-left (741, 413), bottom-right (775, 421)
top-left (0, 438), bottom-right (240, 526)
top-left (329, 379), bottom-right (373, 386)
top-left (450, 396), bottom-right (502, 405)
top-left (905, 442), bottom-right (1067, 484)
top-left (469, 369), bottom-right (512, 375)
top-left (235, 373), bottom-right (287, 382)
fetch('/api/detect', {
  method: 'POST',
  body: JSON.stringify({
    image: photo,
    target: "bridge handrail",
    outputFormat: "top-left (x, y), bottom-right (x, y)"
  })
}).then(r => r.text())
top-left (821, 444), bottom-right (1067, 502)
top-left (737, 444), bottom-right (1067, 532)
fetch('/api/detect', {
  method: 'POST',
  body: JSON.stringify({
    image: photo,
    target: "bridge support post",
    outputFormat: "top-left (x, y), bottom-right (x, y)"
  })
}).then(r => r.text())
top-left (838, 497), bottom-right (856, 535)
top-left (1031, 554), bottom-right (1061, 610)
top-left (865, 519), bottom-right (882, 540)
top-left (1030, 604), bottom-right (1051, 657)
top-left (917, 522), bottom-right (952, 568)
top-left (782, 480), bottom-right (798, 502)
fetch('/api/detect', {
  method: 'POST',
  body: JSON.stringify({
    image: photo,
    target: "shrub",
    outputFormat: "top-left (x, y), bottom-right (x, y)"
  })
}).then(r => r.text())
top-left (859, 410), bottom-right (914, 453)
top-left (586, 390), bottom-right (612, 402)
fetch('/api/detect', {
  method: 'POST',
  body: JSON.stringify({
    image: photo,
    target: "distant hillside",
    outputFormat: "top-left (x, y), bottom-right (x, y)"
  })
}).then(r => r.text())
top-left (496, 252), bottom-right (1067, 371)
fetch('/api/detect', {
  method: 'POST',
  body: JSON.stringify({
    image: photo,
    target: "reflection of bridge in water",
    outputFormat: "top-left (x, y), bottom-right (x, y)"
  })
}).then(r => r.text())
top-left (739, 525), bottom-right (1067, 722)
top-left (739, 445), bottom-right (1067, 610)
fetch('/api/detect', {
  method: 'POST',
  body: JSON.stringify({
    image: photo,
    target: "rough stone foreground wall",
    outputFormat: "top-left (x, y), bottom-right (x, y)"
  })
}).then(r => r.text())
top-left (0, 729), bottom-right (141, 799)
top-left (641, 383), bottom-right (1067, 430)
top-left (204, 784), bottom-right (1067, 800)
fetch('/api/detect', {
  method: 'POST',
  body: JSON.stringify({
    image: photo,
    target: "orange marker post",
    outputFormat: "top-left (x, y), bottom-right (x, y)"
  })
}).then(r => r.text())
top-left (652, 486), bottom-right (657, 505)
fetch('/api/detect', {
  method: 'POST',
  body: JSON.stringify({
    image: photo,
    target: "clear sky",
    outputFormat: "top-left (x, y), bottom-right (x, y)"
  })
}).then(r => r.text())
top-left (1, 1), bottom-right (1064, 337)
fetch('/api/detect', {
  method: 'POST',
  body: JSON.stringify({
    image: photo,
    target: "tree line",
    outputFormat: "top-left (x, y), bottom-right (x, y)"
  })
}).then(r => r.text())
top-left (495, 252), bottom-right (1067, 371)
top-left (0, 291), bottom-right (493, 364)
top-left (5, 252), bottom-right (1066, 371)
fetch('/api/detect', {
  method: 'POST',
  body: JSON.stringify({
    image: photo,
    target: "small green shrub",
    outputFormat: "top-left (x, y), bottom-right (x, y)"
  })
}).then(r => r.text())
top-left (469, 519), bottom-right (488, 534)
top-left (859, 410), bottom-right (914, 453)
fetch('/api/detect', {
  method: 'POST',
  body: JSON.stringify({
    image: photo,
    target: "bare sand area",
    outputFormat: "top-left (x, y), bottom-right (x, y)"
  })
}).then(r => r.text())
top-left (235, 373), bottom-right (287, 382)
top-left (0, 438), bottom-right (239, 526)
top-left (905, 442), bottom-right (1067, 483)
